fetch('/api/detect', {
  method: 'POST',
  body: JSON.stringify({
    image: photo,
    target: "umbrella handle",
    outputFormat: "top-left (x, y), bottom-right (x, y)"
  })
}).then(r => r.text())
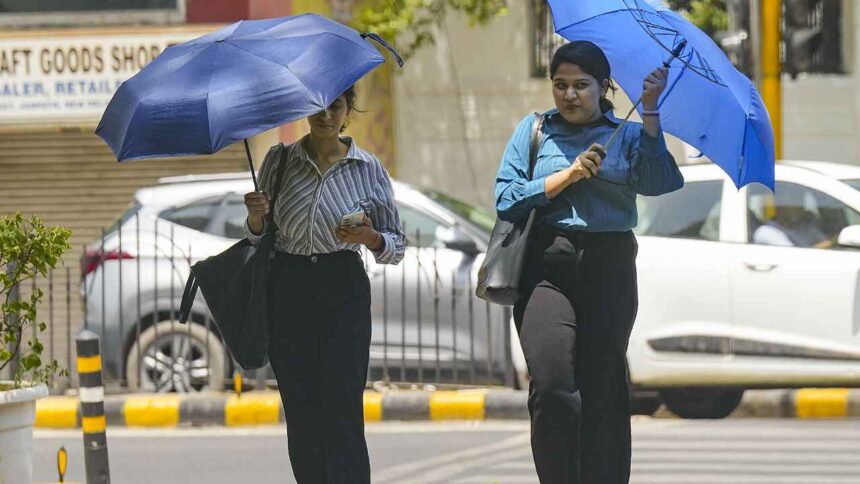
top-left (244, 139), bottom-right (259, 192)
top-left (362, 33), bottom-right (404, 68)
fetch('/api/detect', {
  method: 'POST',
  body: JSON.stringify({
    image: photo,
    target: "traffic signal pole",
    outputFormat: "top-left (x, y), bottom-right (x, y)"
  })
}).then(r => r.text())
top-left (762, 0), bottom-right (783, 160)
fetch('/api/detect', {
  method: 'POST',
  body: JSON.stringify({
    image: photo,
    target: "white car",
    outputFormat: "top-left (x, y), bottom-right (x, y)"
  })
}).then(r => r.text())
top-left (629, 161), bottom-right (860, 418)
top-left (83, 160), bottom-right (860, 419)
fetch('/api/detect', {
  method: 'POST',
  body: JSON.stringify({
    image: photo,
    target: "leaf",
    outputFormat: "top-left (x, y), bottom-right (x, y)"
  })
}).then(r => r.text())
top-left (1, 213), bottom-right (71, 376)
top-left (21, 353), bottom-right (41, 371)
top-left (352, 0), bottom-right (507, 59)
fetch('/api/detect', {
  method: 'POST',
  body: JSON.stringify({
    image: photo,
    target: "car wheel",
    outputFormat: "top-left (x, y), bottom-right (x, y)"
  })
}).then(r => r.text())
top-left (660, 388), bottom-right (744, 419)
top-left (126, 320), bottom-right (227, 393)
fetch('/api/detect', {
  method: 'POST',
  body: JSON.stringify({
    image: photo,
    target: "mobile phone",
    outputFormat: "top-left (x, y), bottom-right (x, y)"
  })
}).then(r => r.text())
top-left (339, 211), bottom-right (365, 227)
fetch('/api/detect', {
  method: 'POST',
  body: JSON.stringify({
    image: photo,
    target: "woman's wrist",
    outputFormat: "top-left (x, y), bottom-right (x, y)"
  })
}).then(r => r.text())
top-left (247, 215), bottom-right (265, 235)
top-left (367, 231), bottom-right (384, 251)
top-left (566, 165), bottom-right (586, 184)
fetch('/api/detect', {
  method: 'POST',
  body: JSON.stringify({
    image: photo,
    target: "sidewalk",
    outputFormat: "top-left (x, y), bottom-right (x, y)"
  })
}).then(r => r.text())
top-left (34, 388), bottom-right (860, 429)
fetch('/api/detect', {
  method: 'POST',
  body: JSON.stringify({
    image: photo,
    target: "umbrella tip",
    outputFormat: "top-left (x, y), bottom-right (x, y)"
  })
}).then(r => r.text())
top-left (362, 32), bottom-right (404, 68)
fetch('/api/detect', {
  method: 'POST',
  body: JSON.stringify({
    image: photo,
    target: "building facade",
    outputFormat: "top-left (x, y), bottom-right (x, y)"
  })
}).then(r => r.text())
top-left (781, 0), bottom-right (857, 163)
top-left (0, 0), bottom-right (396, 379)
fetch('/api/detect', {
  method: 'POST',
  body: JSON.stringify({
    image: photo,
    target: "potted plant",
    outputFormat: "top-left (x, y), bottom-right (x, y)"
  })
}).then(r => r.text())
top-left (1, 213), bottom-right (70, 483)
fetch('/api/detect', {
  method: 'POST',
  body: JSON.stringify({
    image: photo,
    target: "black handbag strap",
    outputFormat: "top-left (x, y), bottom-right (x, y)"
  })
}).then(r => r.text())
top-left (528, 112), bottom-right (545, 180)
top-left (178, 272), bottom-right (198, 324)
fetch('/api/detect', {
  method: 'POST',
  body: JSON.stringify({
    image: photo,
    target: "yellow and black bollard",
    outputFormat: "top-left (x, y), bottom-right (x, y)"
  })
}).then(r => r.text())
top-left (234, 370), bottom-right (243, 398)
top-left (76, 329), bottom-right (111, 483)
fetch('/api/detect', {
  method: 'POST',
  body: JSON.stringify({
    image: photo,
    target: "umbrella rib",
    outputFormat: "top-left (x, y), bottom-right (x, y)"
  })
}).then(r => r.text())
top-left (204, 45), bottom-right (217, 153)
top-left (738, 116), bottom-right (748, 184)
top-left (657, 57), bottom-right (688, 110)
top-left (219, 40), bottom-right (324, 108)
top-left (741, 84), bottom-right (774, 188)
top-left (554, 9), bottom-right (631, 32)
top-left (228, 29), bottom-right (378, 57)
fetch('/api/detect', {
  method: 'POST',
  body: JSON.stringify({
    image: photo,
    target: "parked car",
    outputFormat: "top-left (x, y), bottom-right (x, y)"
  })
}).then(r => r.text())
top-left (84, 160), bottom-right (860, 419)
top-left (630, 160), bottom-right (860, 418)
top-left (82, 173), bottom-right (517, 393)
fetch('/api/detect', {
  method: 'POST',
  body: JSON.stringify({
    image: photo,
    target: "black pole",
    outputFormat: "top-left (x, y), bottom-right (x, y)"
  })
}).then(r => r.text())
top-left (244, 139), bottom-right (259, 192)
top-left (76, 329), bottom-right (111, 483)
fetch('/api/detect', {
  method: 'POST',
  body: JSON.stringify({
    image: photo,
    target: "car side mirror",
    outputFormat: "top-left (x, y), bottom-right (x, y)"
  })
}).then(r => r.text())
top-left (435, 226), bottom-right (479, 254)
top-left (837, 225), bottom-right (860, 248)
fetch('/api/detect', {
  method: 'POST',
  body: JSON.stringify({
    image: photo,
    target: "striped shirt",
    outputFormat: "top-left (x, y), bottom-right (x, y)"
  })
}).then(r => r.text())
top-left (244, 136), bottom-right (405, 265)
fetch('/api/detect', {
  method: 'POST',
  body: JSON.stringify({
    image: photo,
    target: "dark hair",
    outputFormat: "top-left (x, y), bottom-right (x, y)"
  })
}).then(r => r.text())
top-left (550, 41), bottom-right (617, 112)
top-left (340, 85), bottom-right (361, 133)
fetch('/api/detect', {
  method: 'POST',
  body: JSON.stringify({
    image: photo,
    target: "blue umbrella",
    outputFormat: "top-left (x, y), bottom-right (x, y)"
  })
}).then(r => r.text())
top-left (548, 0), bottom-right (775, 189)
top-left (96, 13), bottom-right (402, 189)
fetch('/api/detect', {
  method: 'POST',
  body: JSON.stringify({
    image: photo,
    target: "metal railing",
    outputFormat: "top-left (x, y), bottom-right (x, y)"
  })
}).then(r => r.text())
top-left (14, 213), bottom-right (515, 393)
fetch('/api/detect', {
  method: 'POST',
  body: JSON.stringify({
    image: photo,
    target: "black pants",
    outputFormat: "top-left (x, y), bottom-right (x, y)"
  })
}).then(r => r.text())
top-left (268, 250), bottom-right (372, 484)
top-left (514, 226), bottom-right (638, 484)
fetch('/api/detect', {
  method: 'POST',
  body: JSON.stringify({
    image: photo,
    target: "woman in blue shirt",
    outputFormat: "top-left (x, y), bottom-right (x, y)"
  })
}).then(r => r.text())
top-left (495, 41), bottom-right (683, 483)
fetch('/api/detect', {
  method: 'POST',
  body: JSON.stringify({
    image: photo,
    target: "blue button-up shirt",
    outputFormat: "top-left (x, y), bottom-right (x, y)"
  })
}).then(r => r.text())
top-left (495, 109), bottom-right (684, 232)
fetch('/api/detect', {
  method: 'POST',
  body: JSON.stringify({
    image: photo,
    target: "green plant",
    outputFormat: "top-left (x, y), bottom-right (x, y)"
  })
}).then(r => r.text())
top-left (0, 213), bottom-right (71, 390)
top-left (353, 0), bottom-right (508, 59)
top-left (668, 0), bottom-right (728, 37)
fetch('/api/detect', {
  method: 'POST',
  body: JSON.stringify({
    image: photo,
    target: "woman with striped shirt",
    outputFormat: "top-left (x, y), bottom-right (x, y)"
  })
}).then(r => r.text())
top-left (244, 86), bottom-right (404, 483)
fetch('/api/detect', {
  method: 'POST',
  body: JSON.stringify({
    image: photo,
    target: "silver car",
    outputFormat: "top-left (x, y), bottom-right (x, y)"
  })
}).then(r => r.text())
top-left (82, 172), bottom-right (521, 392)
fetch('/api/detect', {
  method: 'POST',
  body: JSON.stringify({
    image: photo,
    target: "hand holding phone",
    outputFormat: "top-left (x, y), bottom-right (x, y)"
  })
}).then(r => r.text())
top-left (339, 211), bottom-right (366, 228)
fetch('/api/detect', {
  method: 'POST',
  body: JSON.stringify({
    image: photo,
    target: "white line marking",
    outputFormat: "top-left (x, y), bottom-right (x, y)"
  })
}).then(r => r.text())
top-left (373, 432), bottom-right (530, 484)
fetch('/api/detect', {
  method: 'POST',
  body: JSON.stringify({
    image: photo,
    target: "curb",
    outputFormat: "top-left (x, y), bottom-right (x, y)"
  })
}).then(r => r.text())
top-left (732, 388), bottom-right (860, 418)
top-left (34, 388), bottom-right (860, 429)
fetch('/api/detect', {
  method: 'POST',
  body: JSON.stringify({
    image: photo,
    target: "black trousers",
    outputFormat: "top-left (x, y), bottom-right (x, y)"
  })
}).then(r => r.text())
top-left (268, 250), bottom-right (372, 484)
top-left (514, 226), bottom-right (638, 484)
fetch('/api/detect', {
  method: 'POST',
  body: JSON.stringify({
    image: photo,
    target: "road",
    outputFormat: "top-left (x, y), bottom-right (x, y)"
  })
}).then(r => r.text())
top-left (34, 418), bottom-right (860, 483)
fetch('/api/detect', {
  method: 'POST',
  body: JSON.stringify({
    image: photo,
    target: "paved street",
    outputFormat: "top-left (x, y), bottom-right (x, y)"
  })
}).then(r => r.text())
top-left (34, 418), bottom-right (860, 483)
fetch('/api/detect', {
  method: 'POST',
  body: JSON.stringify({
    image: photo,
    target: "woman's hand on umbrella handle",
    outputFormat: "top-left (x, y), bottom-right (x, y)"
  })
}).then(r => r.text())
top-left (588, 143), bottom-right (607, 160)
top-left (244, 191), bottom-right (270, 219)
top-left (569, 147), bottom-right (602, 181)
top-left (642, 66), bottom-right (669, 110)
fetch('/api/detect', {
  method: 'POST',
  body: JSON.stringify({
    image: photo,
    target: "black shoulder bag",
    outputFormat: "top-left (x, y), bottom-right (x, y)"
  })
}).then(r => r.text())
top-left (178, 143), bottom-right (291, 370)
top-left (476, 113), bottom-right (544, 306)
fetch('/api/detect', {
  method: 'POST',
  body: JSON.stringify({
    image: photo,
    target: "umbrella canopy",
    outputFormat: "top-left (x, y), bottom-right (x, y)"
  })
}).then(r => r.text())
top-left (548, 0), bottom-right (775, 189)
top-left (96, 13), bottom-right (401, 163)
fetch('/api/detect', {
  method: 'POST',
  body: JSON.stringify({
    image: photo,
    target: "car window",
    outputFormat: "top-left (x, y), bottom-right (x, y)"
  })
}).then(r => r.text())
top-left (635, 180), bottom-right (722, 241)
top-left (398, 204), bottom-right (444, 247)
top-left (844, 179), bottom-right (860, 192)
top-left (417, 187), bottom-right (495, 234)
top-left (159, 196), bottom-right (222, 232)
top-left (748, 182), bottom-right (860, 249)
top-left (107, 200), bottom-right (142, 234)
